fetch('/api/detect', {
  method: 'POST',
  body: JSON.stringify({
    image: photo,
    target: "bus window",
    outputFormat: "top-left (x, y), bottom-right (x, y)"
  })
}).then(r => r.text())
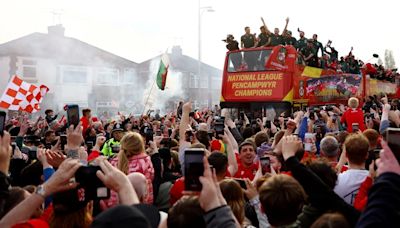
top-left (228, 49), bottom-right (272, 73)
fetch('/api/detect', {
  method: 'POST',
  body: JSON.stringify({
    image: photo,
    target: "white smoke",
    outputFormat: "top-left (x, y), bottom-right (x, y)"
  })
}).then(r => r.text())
top-left (142, 57), bottom-right (184, 114)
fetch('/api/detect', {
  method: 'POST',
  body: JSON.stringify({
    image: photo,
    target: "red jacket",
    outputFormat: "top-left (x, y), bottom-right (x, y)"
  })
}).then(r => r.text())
top-left (354, 176), bottom-right (373, 211)
top-left (341, 108), bottom-right (365, 132)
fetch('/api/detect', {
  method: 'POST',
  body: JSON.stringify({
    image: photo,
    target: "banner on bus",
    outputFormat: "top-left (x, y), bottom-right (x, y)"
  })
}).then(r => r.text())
top-left (222, 72), bottom-right (287, 101)
top-left (305, 74), bottom-right (362, 101)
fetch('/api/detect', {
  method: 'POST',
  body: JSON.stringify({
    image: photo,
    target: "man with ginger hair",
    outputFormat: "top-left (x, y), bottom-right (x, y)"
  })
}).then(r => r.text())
top-left (334, 134), bottom-right (369, 205)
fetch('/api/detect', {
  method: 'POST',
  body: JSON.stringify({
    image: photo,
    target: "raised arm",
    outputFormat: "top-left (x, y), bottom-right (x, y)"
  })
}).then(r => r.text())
top-left (221, 131), bottom-right (238, 176)
top-left (261, 17), bottom-right (272, 34)
top-left (281, 17), bottom-right (289, 36)
top-left (0, 159), bottom-right (81, 227)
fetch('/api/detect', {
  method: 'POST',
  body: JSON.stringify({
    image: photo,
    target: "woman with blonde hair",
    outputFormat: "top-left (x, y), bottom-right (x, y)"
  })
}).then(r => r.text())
top-left (106, 132), bottom-right (154, 207)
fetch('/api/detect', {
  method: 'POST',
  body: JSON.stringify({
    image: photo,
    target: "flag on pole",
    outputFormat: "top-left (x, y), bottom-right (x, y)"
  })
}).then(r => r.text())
top-left (0, 75), bottom-right (49, 113)
top-left (156, 53), bottom-right (170, 91)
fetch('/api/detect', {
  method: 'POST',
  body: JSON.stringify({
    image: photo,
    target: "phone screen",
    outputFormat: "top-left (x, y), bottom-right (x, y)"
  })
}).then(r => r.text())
top-left (11, 142), bottom-right (16, 154)
top-left (0, 111), bottom-right (6, 136)
top-left (265, 120), bottom-right (271, 129)
top-left (184, 149), bottom-right (205, 191)
top-left (67, 105), bottom-right (80, 128)
top-left (86, 141), bottom-right (94, 153)
top-left (60, 135), bottom-right (67, 151)
top-left (75, 166), bottom-right (110, 200)
top-left (385, 128), bottom-right (400, 162)
top-left (260, 156), bottom-right (271, 175)
top-left (352, 123), bottom-right (359, 132)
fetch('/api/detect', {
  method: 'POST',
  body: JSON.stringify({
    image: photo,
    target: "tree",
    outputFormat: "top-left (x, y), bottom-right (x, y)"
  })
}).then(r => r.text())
top-left (384, 49), bottom-right (396, 69)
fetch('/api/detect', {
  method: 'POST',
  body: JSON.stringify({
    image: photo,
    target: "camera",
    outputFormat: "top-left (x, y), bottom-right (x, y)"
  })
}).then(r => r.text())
top-left (75, 166), bottom-right (110, 200)
top-left (325, 105), bottom-right (333, 112)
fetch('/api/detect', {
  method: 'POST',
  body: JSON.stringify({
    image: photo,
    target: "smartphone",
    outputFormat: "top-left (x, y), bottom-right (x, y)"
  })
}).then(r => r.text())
top-left (86, 141), bottom-right (94, 153)
top-left (214, 122), bottom-right (225, 138)
top-left (373, 149), bottom-right (381, 160)
top-left (265, 120), bottom-right (271, 129)
top-left (384, 128), bottom-right (400, 162)
top-left (28, 147), bottom-right (37, 160)
top-left (233, 178), bottom-right (247, 190)
top-left (260, 156), bottom-right (271, 175)
top-left (67, 104), bottom-right (80, 128)
top-left (11, 142), bottom-right (17, 155)
top-left (156, 130), bottom-right (162, 137)
top-left (352, 123), bottom-right (359, 132)
top-left (184, 148), bottom-right (205, 191)
top-left (240, 111), bottom-right (245, 120)
top-left (60, 135), bottom-right (67, 151)
top-left (145, 129), bottom-right (154, 145)
top-left (75, 166), bottom-right (110, 200)
top-left (0, 111), bottom-right (6, 137)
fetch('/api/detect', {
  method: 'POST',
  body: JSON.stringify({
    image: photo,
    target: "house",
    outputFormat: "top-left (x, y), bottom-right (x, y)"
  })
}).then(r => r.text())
top-left (0, 24), bottom-right (139, 114)
top-left (138, 46), bottom-right (222, 111)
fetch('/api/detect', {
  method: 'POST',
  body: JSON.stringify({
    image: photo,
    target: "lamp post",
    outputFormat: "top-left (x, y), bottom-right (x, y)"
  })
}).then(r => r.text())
top-left (198, 1), bottom-right (214, 106)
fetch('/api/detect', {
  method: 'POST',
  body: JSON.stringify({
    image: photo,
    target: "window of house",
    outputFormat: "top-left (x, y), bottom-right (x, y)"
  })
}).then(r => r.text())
top-left (97, 68), bottom-right (119, 85)
top-left (22, 59), bottom-right (37, 80)
top-left (192, 100), bottom-right (199, 109)
top-left (121, 68), bottom-right (136, 84)
top-left (200, 100), bottom-right (209, 108)
top-left (199, 75), bottom-right (209, 89)
top-left (211, 77), bottom-right (222, 90)
top-left (189, 73), bottom-right (199, 88)
top-left (62, 66), bottom-right (88, 84)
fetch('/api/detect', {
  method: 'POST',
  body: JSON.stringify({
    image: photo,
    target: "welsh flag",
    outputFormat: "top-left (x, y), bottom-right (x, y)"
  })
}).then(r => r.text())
top-left (156, 53), bottom-right (170, 91)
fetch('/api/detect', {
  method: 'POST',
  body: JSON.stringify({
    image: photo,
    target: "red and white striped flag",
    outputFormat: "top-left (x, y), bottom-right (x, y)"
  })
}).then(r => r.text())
top-left (0, 75), bottom-right (49, 113)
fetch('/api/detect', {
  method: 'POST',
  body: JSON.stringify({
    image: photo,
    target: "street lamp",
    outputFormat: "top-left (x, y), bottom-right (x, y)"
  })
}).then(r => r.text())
top-left (198, 1), bottom-right (214, 106)
top-left (198, 5), bottom-right (214, 63)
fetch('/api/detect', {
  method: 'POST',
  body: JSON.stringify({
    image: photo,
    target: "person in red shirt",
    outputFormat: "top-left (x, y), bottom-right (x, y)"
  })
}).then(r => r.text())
top-left (80, 108), bottom-right (92, 137)
top-left (341, 97), bottom-right (365, 132)
top-left (233, 140), bottom-right (259, 180)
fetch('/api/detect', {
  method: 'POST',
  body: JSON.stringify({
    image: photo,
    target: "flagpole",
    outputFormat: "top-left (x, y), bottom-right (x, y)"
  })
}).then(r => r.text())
top-left (142, 49), bottom-right (169, 116)
top-left (142, 79), bottom-right (156, 116)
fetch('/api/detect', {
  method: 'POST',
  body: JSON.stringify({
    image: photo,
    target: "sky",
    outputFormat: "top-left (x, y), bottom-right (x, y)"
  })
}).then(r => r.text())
top-left (0, 0), bottom-right (399, 70)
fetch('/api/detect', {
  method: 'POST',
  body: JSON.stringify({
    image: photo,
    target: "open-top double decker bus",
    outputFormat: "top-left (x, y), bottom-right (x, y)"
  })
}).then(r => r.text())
top-left (220, 45), bottom-right (399, 119)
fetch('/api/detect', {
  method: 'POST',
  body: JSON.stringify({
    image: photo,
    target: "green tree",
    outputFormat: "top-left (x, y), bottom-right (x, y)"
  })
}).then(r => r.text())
top-left (384, 49), bottom-right (396, 69)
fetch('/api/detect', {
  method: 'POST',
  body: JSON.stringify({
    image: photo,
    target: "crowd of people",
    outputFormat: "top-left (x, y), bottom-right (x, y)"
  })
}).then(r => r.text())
top-left (1, 94), bottom-right (400, 227)
top-left (223, 17), bottom-right (399, 82)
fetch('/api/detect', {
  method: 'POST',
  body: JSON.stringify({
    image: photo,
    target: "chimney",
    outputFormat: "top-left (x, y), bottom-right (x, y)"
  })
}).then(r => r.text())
top-left (171, 46), bottom-right (182, 57)
top-left (48, 24), bottom-right (65, 37)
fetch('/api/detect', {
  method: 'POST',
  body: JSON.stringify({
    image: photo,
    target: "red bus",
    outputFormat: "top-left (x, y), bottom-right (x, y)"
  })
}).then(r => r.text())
top-left (220, 45), bottom-right (399, 118)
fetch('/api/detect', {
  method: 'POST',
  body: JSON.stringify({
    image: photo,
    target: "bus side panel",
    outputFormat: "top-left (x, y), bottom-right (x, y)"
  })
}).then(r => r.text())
top-left (221, 71), bottom-right (292, 103)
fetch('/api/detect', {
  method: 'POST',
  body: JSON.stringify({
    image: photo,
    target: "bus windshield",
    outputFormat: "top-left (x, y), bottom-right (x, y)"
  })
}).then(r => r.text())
top-left (227, 49), bottom-right (272, 73)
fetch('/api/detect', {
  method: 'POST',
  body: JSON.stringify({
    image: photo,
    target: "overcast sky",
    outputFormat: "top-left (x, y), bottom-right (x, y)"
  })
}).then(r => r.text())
top-left (1, 0), bottom-right (399, 70)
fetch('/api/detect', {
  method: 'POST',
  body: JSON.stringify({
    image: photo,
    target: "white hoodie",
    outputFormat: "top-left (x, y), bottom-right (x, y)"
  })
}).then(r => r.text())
top-left (334, 169), bottom-right (369, 205)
